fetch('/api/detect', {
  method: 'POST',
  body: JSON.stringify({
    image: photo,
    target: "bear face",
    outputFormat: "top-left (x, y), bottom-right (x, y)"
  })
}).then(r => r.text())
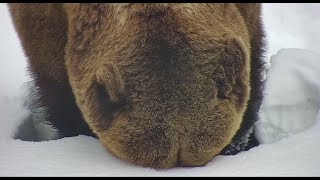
top-left (9, 3), bottom-right (265, 169)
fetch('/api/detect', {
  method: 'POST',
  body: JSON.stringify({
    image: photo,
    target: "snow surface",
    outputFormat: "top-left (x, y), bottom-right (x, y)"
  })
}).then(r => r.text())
top-left (256, 49), bottom-right (320, 144)
top-left (0, 3), bottom-right (320, 176)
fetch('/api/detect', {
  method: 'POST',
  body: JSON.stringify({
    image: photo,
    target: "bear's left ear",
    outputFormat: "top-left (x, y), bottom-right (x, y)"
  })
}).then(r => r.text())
top-left (224, 37), bottom-right (250, 67)
top-left (96, 63), bottom-right (126, 104)
top-left (213, 36), bottom-right (251, 106)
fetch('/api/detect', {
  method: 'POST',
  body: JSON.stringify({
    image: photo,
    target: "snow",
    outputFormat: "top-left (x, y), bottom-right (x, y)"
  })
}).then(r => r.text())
top-left (262, 3), bottom-right (320, 59)
top-left (0, 3), bottom-right (320, 176)
top-left (256, 49), bottom-right (320, 144)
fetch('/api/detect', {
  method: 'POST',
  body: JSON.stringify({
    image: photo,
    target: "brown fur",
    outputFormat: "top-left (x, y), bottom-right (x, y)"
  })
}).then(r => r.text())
top-left (9, 3), bottom-right (265, 169)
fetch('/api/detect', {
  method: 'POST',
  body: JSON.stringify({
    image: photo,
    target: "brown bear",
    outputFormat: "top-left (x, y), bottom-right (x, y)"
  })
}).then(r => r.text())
top-left (8, 3), bottom-right (266, 169)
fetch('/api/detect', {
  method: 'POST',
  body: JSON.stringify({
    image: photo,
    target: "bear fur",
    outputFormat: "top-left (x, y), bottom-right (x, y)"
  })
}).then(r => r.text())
top-left (9, 3), bottom-right (266, 169)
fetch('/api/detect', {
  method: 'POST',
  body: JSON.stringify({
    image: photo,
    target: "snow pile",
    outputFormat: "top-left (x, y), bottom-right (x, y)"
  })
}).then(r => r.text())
top-left (256, 49), bottom-right (320, 144)
top-left (1, 3), bottom-right (320, 177)
top-left (0, 3), bottom-right (30, 141)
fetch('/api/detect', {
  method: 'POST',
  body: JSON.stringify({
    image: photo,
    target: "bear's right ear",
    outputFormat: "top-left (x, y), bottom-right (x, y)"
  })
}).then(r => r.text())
top-left (96, 63), bottom-right (126, 104)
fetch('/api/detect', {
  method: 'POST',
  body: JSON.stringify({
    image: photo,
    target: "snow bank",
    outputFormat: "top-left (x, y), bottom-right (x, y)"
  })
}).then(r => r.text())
top-left (256, 49), bottom-right (320, 144)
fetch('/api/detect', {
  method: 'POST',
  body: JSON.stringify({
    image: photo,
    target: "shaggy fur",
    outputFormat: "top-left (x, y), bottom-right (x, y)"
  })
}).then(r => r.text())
top-left (9, 3), bottom-right (265, 169)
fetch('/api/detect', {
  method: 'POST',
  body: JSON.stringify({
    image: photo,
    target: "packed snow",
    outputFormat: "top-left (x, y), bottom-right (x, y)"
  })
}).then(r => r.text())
top-left (0, 4), bottom-right (319, 176)
top-left (256, 49), bottom-right (320, 144)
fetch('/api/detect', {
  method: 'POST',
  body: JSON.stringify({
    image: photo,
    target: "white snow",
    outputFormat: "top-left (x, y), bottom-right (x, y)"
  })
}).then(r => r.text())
top-left (0, 3), bottom-right (320, 176)
top-left (262, 3), bottom-right (320, 60)
top-left (256, 49), bottom-right (320, 144)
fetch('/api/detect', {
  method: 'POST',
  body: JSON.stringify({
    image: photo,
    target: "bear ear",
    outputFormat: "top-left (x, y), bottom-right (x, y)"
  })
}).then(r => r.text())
top-left (224, 37), bottom-right (250, 66)
top-left (96, 63), bottom-right (126, 104)
top-left (214, 36), bottom-right (250, 106)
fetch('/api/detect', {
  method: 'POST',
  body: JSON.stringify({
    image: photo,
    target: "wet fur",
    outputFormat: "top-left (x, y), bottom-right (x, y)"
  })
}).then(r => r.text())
top-left (9, 3), bottom-right (266, 169)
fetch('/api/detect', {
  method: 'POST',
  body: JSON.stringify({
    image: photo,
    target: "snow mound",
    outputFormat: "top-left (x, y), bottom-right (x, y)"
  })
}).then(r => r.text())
top-left (256, 48), bottom-right (320, 144)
